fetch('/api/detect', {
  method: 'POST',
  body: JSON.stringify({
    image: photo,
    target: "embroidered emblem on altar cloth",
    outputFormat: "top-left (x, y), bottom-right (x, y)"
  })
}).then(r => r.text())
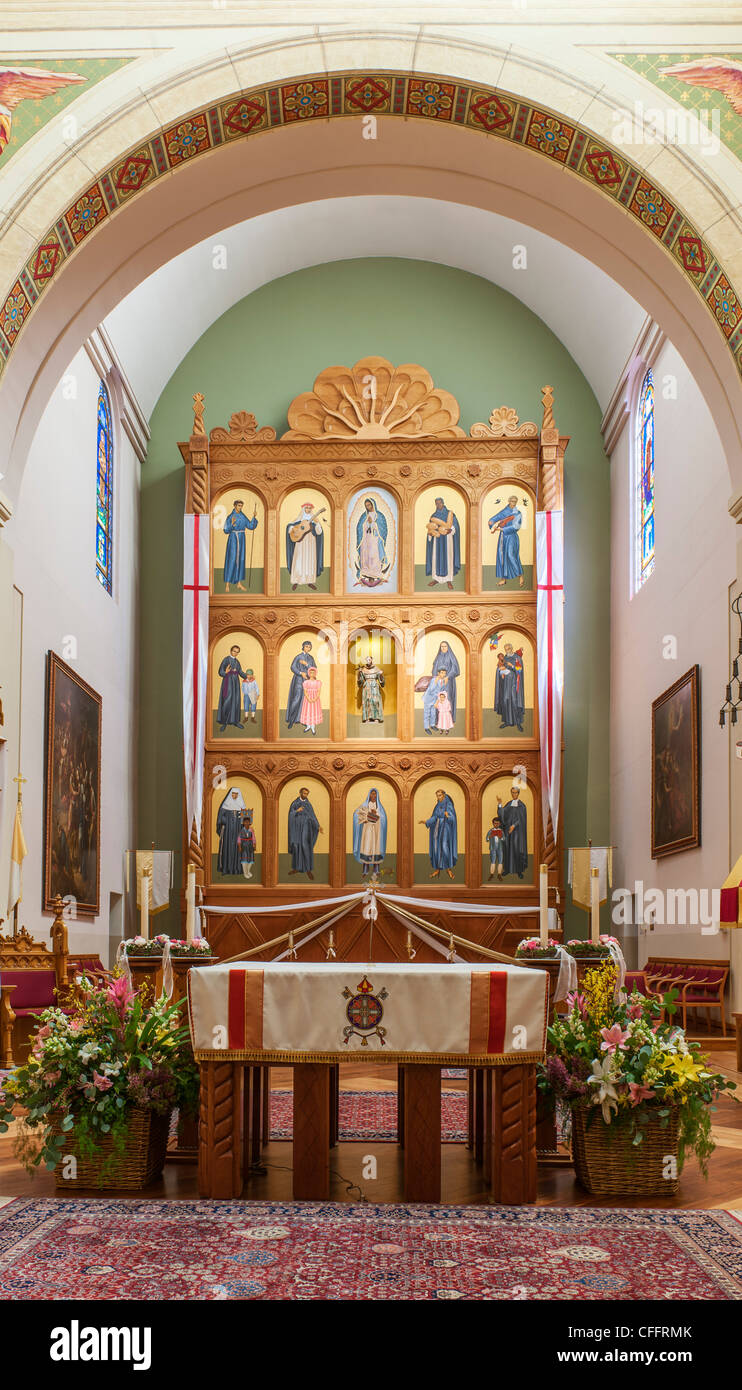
top-left (342, 975), bottom-right (389, 1047)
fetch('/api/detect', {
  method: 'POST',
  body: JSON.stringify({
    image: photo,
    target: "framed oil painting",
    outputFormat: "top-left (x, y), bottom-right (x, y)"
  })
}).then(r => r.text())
top-left (651, 665), bottom-right (700, 859)
top-left (43, 652), bottom-right (102, 914)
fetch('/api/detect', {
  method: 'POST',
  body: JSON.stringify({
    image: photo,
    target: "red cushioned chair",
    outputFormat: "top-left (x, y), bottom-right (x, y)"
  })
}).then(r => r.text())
top-left (0, 901), bottom-right (70, 1066)
top-left (677, 965), bottom-right (729, 1036)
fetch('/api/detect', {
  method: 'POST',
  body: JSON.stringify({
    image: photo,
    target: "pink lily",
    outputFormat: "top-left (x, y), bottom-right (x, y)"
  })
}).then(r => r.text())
top-left (628, 1001), bottom-right (643, 1020)
top-left (106, 975), bottom-right (136, 1017)
top-left (628, 1081), bottom-right (656, 1106)
top-left (600, 1023), bottom-right (629, 1053)
top-left (92, 1071), bottom-right (113, 1091)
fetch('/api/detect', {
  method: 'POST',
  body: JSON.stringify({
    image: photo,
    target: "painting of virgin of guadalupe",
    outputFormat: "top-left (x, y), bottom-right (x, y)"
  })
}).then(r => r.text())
top-left (43, 652), bottom-right (101, 914)
top-left (651, 666), bottom-right (700, 858)
top-left (346, 488), bottom-right (398, 593)
top-left (345, 778), bottom-right (397, 884)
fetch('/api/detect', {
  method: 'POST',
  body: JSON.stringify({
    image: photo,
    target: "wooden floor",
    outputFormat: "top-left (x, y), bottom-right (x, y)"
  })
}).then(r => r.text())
top-left (2, 1055), bottom-right (741, 1210)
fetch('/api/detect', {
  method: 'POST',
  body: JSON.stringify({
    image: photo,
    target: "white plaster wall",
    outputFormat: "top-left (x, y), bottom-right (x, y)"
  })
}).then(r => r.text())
top-left (610, 340), bottom-right (736, 969)
top-left (1, 348), bottom-right (139, 965)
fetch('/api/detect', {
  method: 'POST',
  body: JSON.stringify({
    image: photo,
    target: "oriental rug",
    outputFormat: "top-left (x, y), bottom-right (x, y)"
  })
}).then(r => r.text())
top-left (269, 1089), bottom-right (467, 1143)
top-left (0, 1200), bottom-right (741, 1300)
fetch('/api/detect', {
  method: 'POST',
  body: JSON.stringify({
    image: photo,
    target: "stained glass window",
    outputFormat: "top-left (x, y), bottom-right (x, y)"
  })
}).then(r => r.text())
top-left (635, 368), bottom-right (655, 588)
top-left (95, 380), bottom-right (114, 594)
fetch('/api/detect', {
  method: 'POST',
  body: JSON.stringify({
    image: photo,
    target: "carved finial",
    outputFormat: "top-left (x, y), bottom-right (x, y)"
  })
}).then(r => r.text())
top-left (192, 392), bottom-right (206, 437)
top-left (541, 385), bottom-right (556, 435)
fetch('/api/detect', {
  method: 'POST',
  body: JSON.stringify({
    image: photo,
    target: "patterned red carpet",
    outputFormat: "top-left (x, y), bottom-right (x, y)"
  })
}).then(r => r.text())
top-left (1, 1200), bottom-right (741, 1300)
top-left (270, 1089), bottom-right (467, 1142)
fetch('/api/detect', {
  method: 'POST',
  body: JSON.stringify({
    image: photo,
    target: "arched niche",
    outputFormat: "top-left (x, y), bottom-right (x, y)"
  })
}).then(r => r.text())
top-left (277, 628), bottom-right (333, 739)
top-left (278, 484), bottom-right (332, 593)
top-left (211, 486), bottom-right (266, 594)
top-left (344, 775), bottom-right (398, 886)
top-left (345, 626), bottom-right (401, 739)
top-left (412, 628), bottom-right (468, 739)
top-left (277, 775), bottom-right (330, 885)
top-left (480, 627), bottom-right (536, 740)
top-left (346, 485), bottom-right (399, 594)
top-left (413, 482), bottom-right (468, 593)
top-left (481, 775), bottom-right (535, 885)
top-left (412, 774), bottom-right (466, 885)
top-left (211, 776), bottom-right (263, 885)
top-left (210, 631), bottom-right (265, 740)
top-left (481, 483), bottom-right (535, 593)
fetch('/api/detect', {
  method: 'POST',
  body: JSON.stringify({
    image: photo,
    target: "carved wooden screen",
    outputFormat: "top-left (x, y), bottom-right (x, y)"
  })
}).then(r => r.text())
top-left (180, 358), bottom-right (566, 962)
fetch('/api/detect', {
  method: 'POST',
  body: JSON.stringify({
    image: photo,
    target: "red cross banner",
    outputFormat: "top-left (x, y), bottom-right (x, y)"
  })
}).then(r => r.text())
top-left (183, 512), bottom-right (210, 842)
top-left (536, 509), bottom-right (564, 840)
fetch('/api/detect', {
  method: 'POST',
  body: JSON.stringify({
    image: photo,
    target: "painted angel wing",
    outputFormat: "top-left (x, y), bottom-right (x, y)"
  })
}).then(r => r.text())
top-left (660, 59), bottom-right (742, 116)
top-left (0, 66), bottom-right (85, 111)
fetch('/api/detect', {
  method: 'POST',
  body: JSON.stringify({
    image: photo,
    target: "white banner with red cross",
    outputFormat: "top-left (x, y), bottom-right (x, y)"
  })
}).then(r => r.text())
top-left (183, 513), bottom-right (210, 842)
top-left (536, 510), bottom-right (564, 840)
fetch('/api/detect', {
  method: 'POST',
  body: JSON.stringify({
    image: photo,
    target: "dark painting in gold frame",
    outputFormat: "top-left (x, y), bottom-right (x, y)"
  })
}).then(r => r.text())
top-left (43, 652), bottom-right (102, 915)
top-left (651, 665), bottom-right (700, 859)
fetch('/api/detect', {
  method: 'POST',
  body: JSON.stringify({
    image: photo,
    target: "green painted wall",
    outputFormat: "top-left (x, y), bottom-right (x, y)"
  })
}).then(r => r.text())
top-left (139, 258), bottom-right (610, 937)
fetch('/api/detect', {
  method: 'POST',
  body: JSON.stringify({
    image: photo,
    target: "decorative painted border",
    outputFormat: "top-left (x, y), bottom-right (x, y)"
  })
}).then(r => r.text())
top-left (2, 69), bottom-right (741, 383)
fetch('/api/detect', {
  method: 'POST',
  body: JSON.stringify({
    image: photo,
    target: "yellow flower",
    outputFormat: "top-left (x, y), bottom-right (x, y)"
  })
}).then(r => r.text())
top-left (582, 963), bottom-right (618, 1027)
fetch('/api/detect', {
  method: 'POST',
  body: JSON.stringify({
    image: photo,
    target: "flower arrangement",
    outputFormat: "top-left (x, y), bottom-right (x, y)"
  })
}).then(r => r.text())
top-left (563, 935), bottom-right (617, 958)
top-left (0, 973), bottom-right (199, 1176)
top-left (514, 937), bottom-right (561, 959)
top-left (123, 935), bottom-right (212, 957)
top-left (540, 963), bottom-right (736, 1175)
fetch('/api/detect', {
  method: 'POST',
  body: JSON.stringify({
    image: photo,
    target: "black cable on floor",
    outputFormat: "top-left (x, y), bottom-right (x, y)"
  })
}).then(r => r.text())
top-left (246, 1159), bottom-right (369, 1202)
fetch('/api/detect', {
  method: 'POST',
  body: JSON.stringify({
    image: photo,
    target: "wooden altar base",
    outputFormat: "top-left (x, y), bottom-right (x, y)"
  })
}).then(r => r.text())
top-left (198, 1059), bottom-right (538, 1205)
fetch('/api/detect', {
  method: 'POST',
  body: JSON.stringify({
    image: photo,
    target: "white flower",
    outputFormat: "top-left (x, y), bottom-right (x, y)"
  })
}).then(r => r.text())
top-left (78, 1042), bottom-right (100, 1063)
top-left (587, 1057), bottom-right (619, 1123)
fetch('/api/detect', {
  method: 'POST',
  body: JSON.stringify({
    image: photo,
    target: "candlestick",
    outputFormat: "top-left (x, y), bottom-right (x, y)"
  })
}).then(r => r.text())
top-left (140, 869), bottom-right (150, 939)
top-left (539, 863), bottom-right (549, 946)
top-left (590, 866), bottom-right (600, 945)
top-left (185, 863), bottom-right (196, 943)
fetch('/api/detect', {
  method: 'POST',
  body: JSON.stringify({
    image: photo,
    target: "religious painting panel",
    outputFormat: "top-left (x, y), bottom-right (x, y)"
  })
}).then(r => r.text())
top-left (43, 652), bottom-right (101, 915)
top-left (212, 486), bottom-right (265, 594)
top-left (413, 629), bottom-right (467, 738)
top-left (481, 628), bottom-right (535, 739)
top-left (278, 775), bottom-right (331, 885)
top-left (481, 483), bottom-right (534, 592)
top-left (481, 775), bottom-right (534, 885)
top-left (210, 632), bottom-right (264, 740)
top-left (211, 776), bottom-right (263, 884)
top-left (651, 665), bottom-right (700, 858)
top-left (344, 775), bottom-right (398, 885)
top-left (346, 627), bottom-right (399, 739)
top-left (413, 483), bottom-right (467, 593)
top-left (279, 485), bottom-right (331, 593)
top-left (278, 628), bottom-right (333, 739)
top-left (346, 486), bottom-right (398, 593)
top-left (413, 775), bottom-right (466, 885)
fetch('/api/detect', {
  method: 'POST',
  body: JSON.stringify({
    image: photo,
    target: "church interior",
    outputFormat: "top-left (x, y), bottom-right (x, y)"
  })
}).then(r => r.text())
top-left (1, 0), bottom-right (742, 1328)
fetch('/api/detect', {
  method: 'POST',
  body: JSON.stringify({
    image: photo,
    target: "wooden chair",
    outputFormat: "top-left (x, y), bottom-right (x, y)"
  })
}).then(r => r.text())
top-left (0, 897), bottom-right (69, 1067)
top-left (644, 956), bottom-right (729, 1036)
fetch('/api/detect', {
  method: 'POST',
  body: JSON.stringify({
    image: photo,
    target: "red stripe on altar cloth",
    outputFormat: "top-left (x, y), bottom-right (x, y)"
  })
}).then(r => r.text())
top-left (487, 972), bottom-right (507, 1055)
top-left (228, 970), bottom-right (247, 1049)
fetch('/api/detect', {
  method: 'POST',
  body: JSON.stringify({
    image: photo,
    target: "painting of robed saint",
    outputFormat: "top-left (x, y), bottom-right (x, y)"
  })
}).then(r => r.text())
top-left (651, 666), bottom-right (700, 858)
top-left (43, 652), bottom-right (101, 915)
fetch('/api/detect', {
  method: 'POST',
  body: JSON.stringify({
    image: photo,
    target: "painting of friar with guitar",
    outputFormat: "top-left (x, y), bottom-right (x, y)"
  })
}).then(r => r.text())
top-left (283, 499), bottom-right (328, 591)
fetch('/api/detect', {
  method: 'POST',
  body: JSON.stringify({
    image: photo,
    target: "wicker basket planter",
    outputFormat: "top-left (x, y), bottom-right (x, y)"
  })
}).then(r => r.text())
top-left (571, 1104), bottom-right (680, 1196)
top-left (51, 1107), bottom-right (170, 1191)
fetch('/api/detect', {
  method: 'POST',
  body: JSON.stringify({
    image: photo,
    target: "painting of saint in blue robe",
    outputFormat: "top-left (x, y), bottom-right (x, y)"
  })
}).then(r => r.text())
top-left (223, 500), bottom-right (258, 590)
top-left (430, 641), bottom-right (461, 722)
top-left (421, 789), bottom-right (458, 879)
top-left (352, 788), bottom-right (387, 877)
top-left (216, 787), bottom-right (247, 875)
top-left (494, 645), bottom-right (525, 732)
top-left (354, 498), bottom-right (390, 587)
top-left (499, 787), bottom-right (528, 878)
top-left (285, 641), bottom-right (315, 729)
top-left (488, 495), bottom-right (524, 588)
top-left (425, 498), bottom-right (461, 589)
top-left (217, 646), bottom-right (247, 731)
top-left (288, 787), bottom-right (322, 879)
top-left (285, 502), bottom-right (325, 590)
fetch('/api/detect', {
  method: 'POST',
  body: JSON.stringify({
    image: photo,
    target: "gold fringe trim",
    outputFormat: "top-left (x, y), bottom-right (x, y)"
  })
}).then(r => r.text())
top-left (193, 1049), bottom-right (545, 1065)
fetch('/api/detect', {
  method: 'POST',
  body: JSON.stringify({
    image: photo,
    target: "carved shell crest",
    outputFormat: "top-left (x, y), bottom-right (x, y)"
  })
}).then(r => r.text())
top-left (282, 357), bottom-right (465, 440)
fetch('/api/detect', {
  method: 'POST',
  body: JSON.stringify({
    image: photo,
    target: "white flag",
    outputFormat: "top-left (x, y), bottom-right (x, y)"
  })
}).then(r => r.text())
top-left (183, 513), bottom-right (209, 843)
top-left (536, 510), bottom-right (564, 839)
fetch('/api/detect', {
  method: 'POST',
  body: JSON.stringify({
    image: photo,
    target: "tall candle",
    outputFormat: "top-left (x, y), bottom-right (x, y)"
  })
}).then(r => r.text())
top-left (539, 864), bottom-right (549, 946)
top-left (590, 866), bottom-right (600, 945)
top-left (185, 863), bottom-right (196, 943)
top-left (141, 870), bottom-right (150, 939)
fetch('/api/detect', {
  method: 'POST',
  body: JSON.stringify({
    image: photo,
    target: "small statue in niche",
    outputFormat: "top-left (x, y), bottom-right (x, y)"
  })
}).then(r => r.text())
top-left (356, 656), bottom-right (385, 724)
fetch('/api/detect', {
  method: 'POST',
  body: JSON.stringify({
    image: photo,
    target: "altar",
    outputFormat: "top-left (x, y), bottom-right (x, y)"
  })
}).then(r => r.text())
top-left (188, 959), bottom-right (548, 1203)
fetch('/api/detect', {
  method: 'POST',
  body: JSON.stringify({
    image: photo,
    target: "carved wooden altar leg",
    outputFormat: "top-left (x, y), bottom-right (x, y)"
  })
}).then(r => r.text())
top-left (484, 1069), bottom-right (493, 1181)
top-left (251, 1066), bottom-right (263, 1163)
top-left (199, 1061), bottom-right (243, 1199)
top-left (242, 1067), bottom-right (254, 1181)
top-left (473, 1067), bottom-right (485, 1165)
top-left (293, 1063), bottom-right (330, 1200)
top-left (0, 984), bottom-right (17, 1070)
top-left (402, 1064), bottom-right (441, 1203)
top-left (328, 1064), bottom-right (339, 1147)
top-left (466, 1069), bottom-right (474, 1150)
top-left (490, 1063), bottom-right (537, 1205)
top-left (262, 1065), bottom-right (270, 1146)
top-left (397, 1065), bottom-right (405, 1147)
